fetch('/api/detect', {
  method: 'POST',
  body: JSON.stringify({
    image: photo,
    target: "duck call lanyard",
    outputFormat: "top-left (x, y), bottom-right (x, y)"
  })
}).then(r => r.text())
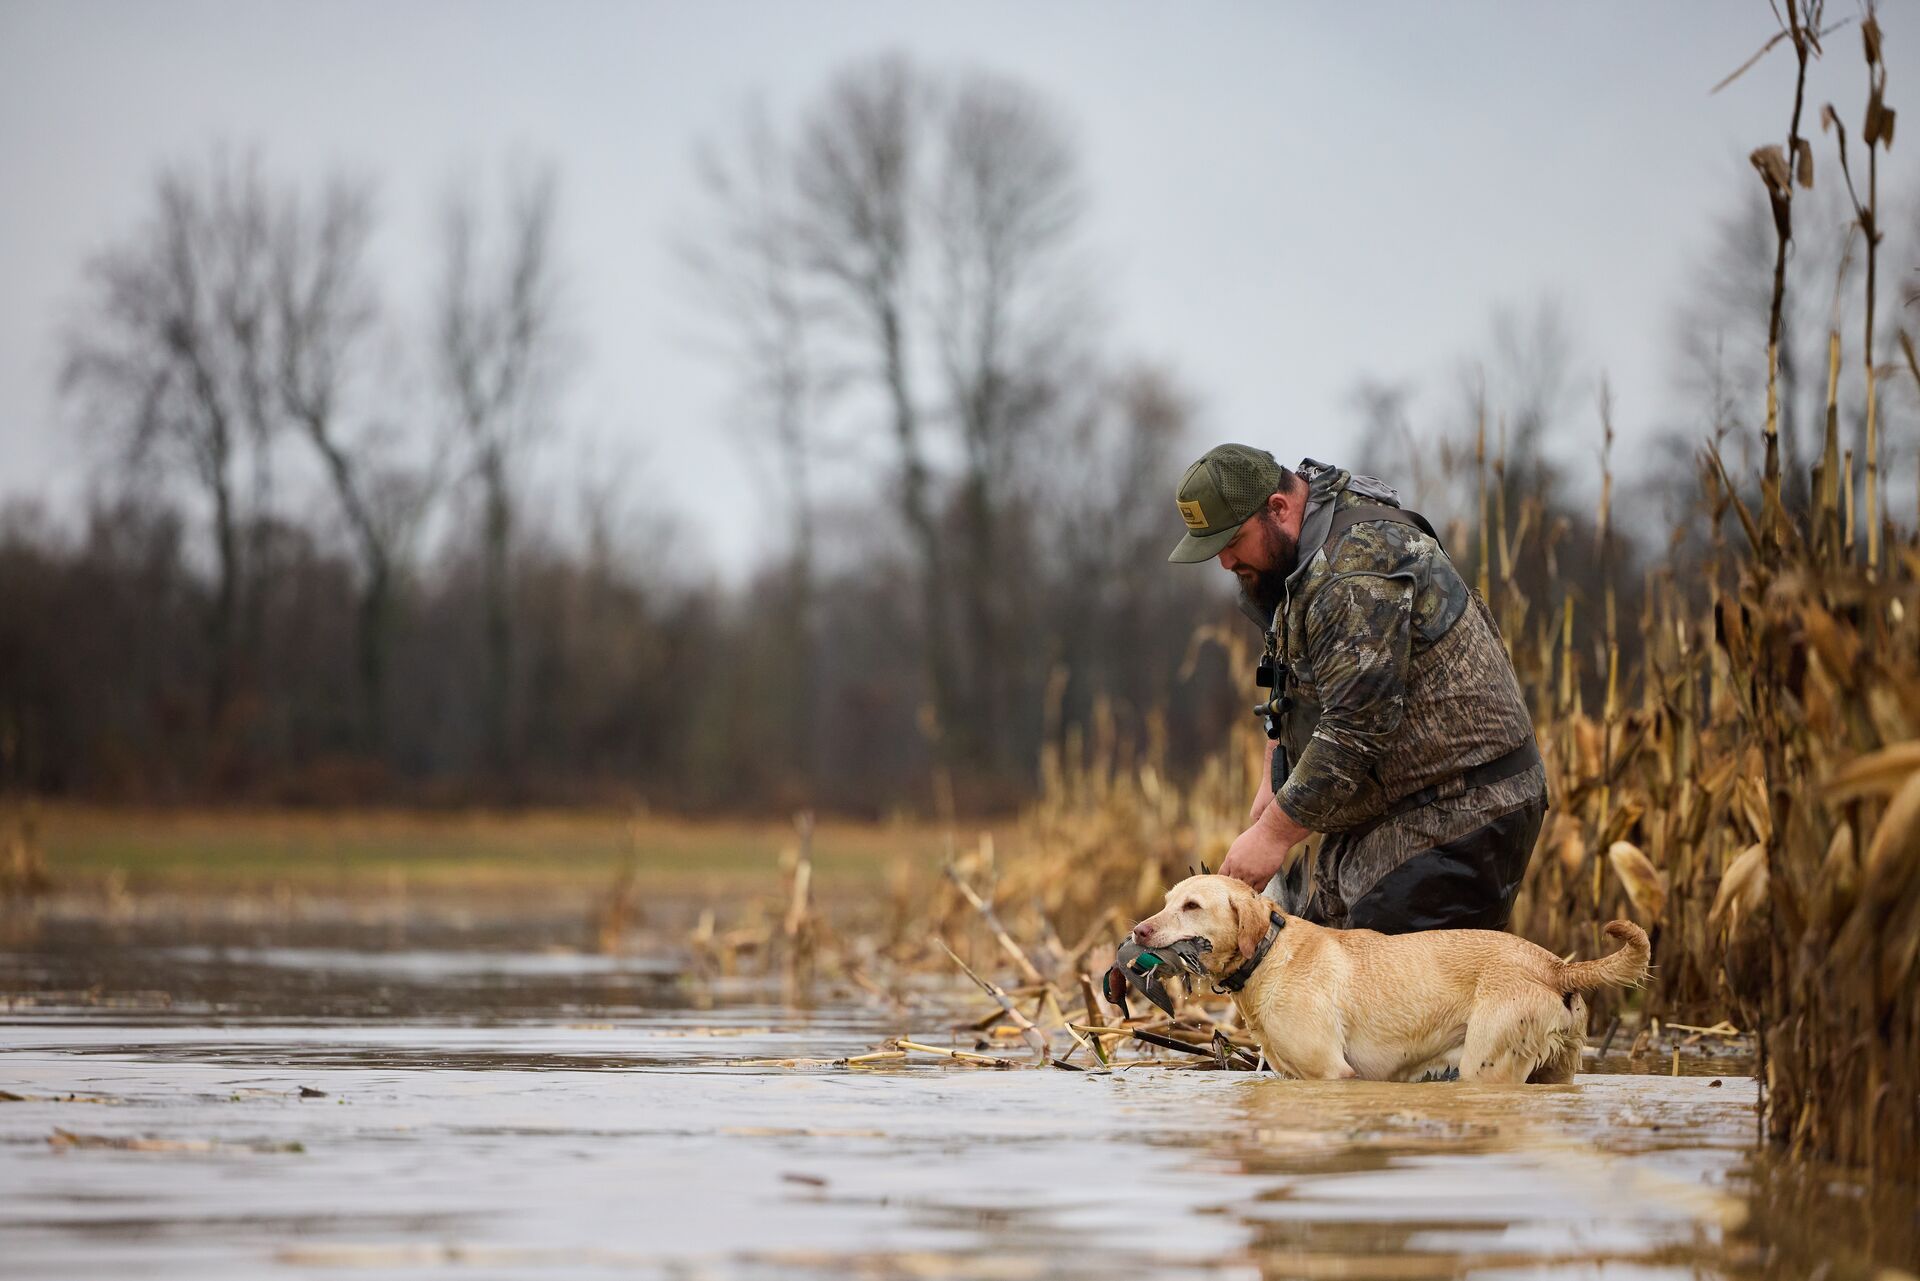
top-left (1254, 624), bottom-right (1291, 786)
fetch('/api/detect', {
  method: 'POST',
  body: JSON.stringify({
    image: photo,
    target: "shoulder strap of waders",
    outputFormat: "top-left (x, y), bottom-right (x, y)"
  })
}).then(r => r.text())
top-left (1325, 502), bottom-right (1443, 550)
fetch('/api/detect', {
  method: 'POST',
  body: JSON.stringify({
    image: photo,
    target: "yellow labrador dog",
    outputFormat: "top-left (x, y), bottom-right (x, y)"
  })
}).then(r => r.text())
top-left (1130, 873), bottom-right (1649, 1083)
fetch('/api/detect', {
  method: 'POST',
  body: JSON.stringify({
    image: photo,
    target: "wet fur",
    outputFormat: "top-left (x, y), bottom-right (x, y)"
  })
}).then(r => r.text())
top-left (1132, 874), bottom-right (1647, 1084)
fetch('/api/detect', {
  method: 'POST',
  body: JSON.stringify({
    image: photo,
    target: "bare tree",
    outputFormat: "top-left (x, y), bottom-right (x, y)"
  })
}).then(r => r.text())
top-left (273, 175), bottom-right (439, 749)
top-left (1483, 297), bottom-right (1577, 488)
top-left (792, 57), bottom-right (965, 768)
top-left (929, 69), bottom-right (1087, 768)
top-left (682, 106), bottom-right (838, 790)
top-left (435, 164), bottom-right (564, 774)
top-left (786, 57), bottom-right (1093, 781)
top-left (61, 149), bottom-right (281, 726)
top-left (1042, 363), bottom-right (1198, 613)
top-left (1029, 361), bottom-right (1219, 765)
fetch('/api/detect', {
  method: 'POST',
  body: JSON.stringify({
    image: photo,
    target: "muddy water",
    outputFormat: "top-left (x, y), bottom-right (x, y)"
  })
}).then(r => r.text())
top-left (0, 908), bottom-right (1898, 1279)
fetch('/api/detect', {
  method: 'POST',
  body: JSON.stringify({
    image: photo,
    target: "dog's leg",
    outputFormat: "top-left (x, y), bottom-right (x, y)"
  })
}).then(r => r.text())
top-left (1250, 1028), bottom-right (1356, 1080)
top-left (1527, 994), bottom-right (1587, 1085)
top-left (1461, 988), bottom-right (1566, 1084)
top-left (1460, 1038), bottom-right (1532, 1084)
top-left (1282, 1034), bottom-right (1359, 1081)
top-left (1303, 1052), bottom-right (1359, 1081)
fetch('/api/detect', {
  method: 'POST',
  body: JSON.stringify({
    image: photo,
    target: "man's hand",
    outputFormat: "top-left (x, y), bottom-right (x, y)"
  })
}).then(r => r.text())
top-left (1220, 799), bottom-right (1313, 888)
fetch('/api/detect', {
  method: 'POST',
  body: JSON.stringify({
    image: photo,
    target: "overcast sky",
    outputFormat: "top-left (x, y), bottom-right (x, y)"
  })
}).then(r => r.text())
top-left (3, 1), bottom-right (1913, 578)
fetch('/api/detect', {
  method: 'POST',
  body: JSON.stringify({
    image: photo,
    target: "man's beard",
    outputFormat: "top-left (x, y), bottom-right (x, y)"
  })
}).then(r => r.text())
top-left (1234, 515), bottom-right (1298, 620)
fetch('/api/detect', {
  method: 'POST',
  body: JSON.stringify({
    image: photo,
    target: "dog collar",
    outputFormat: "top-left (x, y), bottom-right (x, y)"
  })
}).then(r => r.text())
top-left (1215, 910), bottom-right (1285, 994)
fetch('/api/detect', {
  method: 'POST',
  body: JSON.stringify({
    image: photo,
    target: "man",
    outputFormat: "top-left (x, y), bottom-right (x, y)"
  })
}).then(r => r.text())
top-left (1168, 444), bottom-right (1547, 934)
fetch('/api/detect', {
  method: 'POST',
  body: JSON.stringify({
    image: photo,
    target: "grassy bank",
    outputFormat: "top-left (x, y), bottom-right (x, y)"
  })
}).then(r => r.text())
top-left (12, 804), bottom-right (962, 898)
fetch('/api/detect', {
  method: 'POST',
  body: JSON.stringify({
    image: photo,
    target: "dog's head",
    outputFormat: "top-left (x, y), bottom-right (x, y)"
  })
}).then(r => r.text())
top-left (1130, 874), bottom-right (1280, 978)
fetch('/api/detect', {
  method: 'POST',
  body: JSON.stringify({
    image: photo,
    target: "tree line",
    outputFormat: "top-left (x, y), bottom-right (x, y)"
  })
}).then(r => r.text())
top-left (2, 53), bottom-right (1913, 813)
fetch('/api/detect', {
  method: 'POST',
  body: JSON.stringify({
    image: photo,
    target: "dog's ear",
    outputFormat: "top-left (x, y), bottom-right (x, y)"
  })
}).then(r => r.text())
top-left (1232, 890), bottom-right (1271, 959)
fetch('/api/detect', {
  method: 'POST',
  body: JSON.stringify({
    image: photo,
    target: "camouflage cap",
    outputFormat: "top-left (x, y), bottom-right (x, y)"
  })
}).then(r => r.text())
top-left (1167, 443), bottom-right (1285, 563)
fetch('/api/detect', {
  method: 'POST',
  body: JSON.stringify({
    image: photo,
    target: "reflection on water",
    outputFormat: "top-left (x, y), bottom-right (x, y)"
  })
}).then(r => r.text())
top-left (1, 909), bottom-right (1913, 1279)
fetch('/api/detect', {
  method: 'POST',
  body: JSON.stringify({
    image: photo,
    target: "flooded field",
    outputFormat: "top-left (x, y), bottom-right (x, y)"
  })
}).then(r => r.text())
top-left (0, 900), bottom-right (1907, 1280)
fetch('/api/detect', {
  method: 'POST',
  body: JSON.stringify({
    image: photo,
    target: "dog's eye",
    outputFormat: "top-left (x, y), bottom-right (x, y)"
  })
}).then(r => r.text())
top-left (1183, 900), bottom-right (1199, 911)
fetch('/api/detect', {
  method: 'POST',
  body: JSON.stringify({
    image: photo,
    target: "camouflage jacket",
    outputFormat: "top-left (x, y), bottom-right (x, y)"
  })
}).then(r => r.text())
top-left (1253, 461), bottom-right (1536, 836)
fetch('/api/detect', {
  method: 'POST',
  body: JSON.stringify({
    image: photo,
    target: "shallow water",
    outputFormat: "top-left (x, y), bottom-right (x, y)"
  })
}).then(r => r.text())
top-left (0, 907), bottom-right (1901, 1279)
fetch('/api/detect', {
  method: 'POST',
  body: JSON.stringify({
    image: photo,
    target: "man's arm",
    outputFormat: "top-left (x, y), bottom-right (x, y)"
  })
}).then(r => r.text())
top-left (1273, 572), bottom-right (1414, 829)
top-left (1249, 737), bottom-right (1277, 822)
top-left (1221, 573), bottom-right (1414, 887)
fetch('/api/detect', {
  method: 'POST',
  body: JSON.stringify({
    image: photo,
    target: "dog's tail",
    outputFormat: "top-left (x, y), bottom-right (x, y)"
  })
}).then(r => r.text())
top-left (1555, 920), bottom-right (1650, 994)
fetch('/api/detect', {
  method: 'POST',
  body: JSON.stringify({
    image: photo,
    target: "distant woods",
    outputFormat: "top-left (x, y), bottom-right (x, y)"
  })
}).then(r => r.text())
top-left (2, 61), bottom-right (1227, 811)
top-left (4, 50), bottom-right (1917, 813)
top-left (24, 149), bottom-right (573, 802)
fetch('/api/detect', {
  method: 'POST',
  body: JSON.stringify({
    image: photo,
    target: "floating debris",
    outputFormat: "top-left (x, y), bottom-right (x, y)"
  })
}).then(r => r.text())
top-left (48, 1128), bottom-right (304, 1155)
